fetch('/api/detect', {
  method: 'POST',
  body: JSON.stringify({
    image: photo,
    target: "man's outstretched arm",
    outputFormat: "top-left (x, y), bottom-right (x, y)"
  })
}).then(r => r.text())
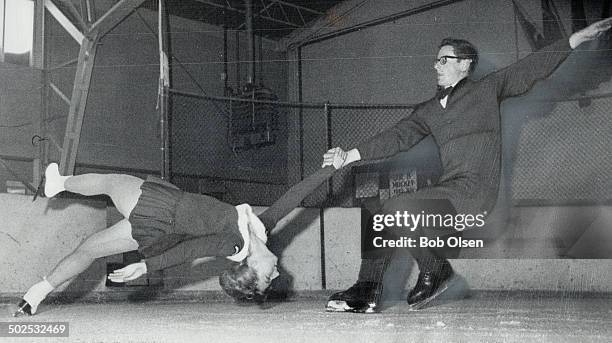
top-left (569, 17), bottom-right (612, 49)
top-left (321, 105), bottom-right (431, 169)
top-left (492, 17), bottom-right (612, 100)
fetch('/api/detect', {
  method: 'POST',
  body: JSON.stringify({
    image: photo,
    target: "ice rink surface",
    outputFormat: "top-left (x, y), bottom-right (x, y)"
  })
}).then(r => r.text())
top-left (1, 291), bottom-right (611, 343)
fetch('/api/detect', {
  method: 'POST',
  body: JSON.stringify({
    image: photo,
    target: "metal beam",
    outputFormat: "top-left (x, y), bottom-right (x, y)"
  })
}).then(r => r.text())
top-left (0, 1), bottom-right (4, 62)
top-left (236, 0), bottom-right (323, 30)
top-left (52, 0), bottom-right (89, 32)
top-left (59, 35), bottom-right (99, 175)
top-left (32, 0), bottom-right (46, 69)
top-left (271, 0), bottom-right (323, 15)
top-left (292, 1), bottom-right (307, 26)
top-left (49, 82), bottom-right (71, 105)
top-left (196, 0), bottom-right (302, 28)
top-left (33, 0), bottom-right (46, 189)
top-left (296, 0), bottom-right (466, 48)
top-left (48, 58), bottom-right (78, 70)
top-left (80, 0), bottom-right (95, 23)
top-left (90, 0), bottom-right (147, 37)
top-left (159, 0), bottom-right (171, 180)
top-left (45, 0), bottom-right (85, 43)
top-left (245, 0), bottom-right (255, 83)
top-left (276, 1), bottom-right (291, 23)
top-left (258, 0), bottom-right (276, 19)
top-left (254, 0), bottom-right (323, 27)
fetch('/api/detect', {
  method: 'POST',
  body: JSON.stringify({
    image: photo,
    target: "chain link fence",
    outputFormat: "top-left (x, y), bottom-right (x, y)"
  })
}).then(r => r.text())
top-left (303, 105), bottom-right (417, 207)
top-left (512, 94), bottom-right (612, 204)
top-left (169, 89), bottom-right (612, 208)
top-left (169, 89), bottom-right (417, 206)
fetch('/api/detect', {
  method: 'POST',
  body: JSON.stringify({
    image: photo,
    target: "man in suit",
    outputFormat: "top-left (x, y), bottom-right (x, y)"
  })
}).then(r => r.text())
top-left (322, 17), bottom-right (612, 313)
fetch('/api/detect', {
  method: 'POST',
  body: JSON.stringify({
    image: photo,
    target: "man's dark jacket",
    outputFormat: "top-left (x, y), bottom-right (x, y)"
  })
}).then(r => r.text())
top-left (356, 39), bottom-right (573, 215)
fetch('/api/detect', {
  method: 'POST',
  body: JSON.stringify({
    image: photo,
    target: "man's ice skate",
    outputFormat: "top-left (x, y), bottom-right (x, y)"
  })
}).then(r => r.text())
top-left (326, 281), bottom-right (382, 313)
top-left (407, 260), bottom-right (469, 310)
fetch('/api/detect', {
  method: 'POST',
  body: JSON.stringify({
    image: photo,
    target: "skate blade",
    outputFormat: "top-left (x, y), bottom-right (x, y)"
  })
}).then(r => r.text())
top-left (326, 300), bottom-right (377, 313)
top-left (408, 284), bottom-right (449, 311)
top-left (12, 300), bottom-right (32, 317)
top-left (408, 274), bottom-right (469, 311)
top-left (326, 300), bottom-right (350, 312)
top-left (13, 309), bottom-right (30, 317)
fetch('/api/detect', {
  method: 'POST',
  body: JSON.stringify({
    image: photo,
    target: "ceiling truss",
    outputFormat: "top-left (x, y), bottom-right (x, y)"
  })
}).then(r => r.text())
top-left (194, 0), bottom-right (323, 30)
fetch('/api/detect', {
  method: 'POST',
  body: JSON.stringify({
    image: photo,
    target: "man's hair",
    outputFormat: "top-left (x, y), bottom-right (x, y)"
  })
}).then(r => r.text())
top-left (439, 37), bottom-right (479, 73)
top-left (219, 262), bottom-right (264, 302)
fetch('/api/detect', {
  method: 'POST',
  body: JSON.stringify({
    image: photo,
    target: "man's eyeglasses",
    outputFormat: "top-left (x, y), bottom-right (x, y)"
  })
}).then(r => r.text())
top-left (435, 55), bottom-right (464, 65)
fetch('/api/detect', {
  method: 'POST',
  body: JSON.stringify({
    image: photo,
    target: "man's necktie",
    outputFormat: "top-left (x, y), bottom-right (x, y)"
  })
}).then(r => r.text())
top-left (436, 86), bottom-right (454, 100)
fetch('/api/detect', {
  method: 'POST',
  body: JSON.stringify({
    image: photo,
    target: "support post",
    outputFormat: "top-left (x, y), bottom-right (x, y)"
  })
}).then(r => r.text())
top-left (158, 0), bottom-right (171, 179)
top-left (58, 35), bottom-right (98, 175)
top-left (33, 0), bottom-right (46, 188)
top-left (325, 102), bottom-right (333, 200)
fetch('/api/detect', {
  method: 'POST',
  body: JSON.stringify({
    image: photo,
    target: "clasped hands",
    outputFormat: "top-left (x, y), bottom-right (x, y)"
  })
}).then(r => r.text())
top-left (322, 147), bottom-right (361, 169)
top-left (322, 147), bottom-right (348, 169)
